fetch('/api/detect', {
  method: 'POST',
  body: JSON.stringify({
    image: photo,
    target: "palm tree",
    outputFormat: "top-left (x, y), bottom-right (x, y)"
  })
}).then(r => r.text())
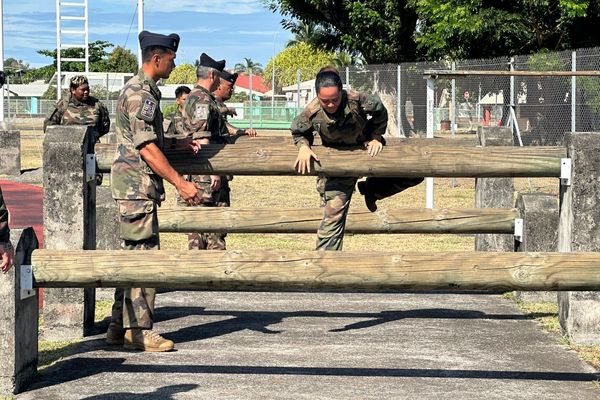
top-left (332, 51), bottom-right (365, 70)
top-left (285, 20), bottom-right (326, 48)
top-left (234, 58), bottom-right (263, 75)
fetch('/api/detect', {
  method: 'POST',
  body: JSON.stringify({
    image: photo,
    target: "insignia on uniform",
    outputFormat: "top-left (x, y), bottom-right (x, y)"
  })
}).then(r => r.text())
top-left (141, 98), bottom-right (157, 120)
top-left (195, 103), bottom-right (208, 119)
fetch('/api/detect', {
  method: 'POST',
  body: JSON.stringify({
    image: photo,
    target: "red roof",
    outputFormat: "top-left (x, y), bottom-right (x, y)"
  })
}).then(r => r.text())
top-left (235, 74), bottom-right (270, 93)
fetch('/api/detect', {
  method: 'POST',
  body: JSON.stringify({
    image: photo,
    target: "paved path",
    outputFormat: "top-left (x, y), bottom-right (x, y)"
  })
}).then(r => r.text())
top-left (17, 291), bottom-right (600, 399)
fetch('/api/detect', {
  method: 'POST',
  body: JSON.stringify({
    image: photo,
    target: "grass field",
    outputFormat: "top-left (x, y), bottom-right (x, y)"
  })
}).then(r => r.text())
top-left (12, 130), bottom-right (598, 374)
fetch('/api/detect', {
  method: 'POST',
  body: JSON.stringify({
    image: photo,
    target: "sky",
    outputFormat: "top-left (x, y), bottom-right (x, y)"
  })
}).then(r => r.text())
top-left (2, 0), bottom-right (293, 69)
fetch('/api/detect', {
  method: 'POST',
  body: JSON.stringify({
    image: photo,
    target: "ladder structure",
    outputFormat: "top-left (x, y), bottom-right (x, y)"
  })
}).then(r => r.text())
top-left (55, 0), bottom-right (89, 100)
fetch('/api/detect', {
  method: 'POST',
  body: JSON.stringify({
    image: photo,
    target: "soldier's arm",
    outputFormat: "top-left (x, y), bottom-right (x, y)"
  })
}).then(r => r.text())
top-left (0, 185), bottom-right (14, 273)
top-left (97, 101), bottom-right (111, 137)
top-left (43, 101), bottom-right (64, 133)
top-left (362, 93), bottom-right (388, 141)
top-left (290, 111), bottom-right (315, 149)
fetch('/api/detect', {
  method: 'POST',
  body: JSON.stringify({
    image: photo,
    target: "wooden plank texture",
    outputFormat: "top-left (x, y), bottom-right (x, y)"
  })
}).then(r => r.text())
top-left (158, 207), bottom-right (520, 234)
top-left (31, 250), bottom-right (600, 291)
top-left (95, 143), bottom-right (564, 177)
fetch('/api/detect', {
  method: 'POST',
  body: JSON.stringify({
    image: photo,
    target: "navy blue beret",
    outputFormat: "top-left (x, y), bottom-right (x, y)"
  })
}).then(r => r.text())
top-left (220, 70), bottom-right (238, 84)
top-left (138, 30), bottom-right (180, 52)
top-left (199, 53), bottom-right (225, 71)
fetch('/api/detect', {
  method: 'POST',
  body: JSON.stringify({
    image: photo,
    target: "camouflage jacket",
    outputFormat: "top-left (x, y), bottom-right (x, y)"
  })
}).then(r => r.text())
top-left (0, 185), bottom-right (9, 245)
top-left (214, 97), bottom-right (239, 140)
top-left (291, 89), bottom-right (387, 148)
top-left (164, 107), bottom-right (186, 139)
top-left (43, 95), bottom-right (110, 138)
top-left (181, 85), bottom-right (221, 141)
top-left (111, 69), bottom-right (166, 203)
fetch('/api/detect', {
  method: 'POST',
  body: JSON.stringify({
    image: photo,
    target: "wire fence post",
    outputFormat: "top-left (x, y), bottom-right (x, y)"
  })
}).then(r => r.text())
top-left (396, 64), bottom-right (402, 137)
top-left (249, 70), bottom-right (253, 129)
top-left (509, 56), bottom-right (515, 132)
top-left (345, 66), bottom-right (350, 90)
top-left (450, 61), bottom-right (457, 188)
top-left (572, 50), bottom-right (576, 133)
top-left (426, 77), bottom-right (435, 209)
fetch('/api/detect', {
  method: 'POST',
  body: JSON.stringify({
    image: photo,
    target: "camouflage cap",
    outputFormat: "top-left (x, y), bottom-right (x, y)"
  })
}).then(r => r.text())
top-left (70, 75), bottom-right (89, 88)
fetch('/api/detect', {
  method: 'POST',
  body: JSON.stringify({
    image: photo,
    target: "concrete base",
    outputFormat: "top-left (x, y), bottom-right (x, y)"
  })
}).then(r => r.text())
top-left (0, 228), bottom-right (39, 396)
top-left (558, 132), bottom-right (600, 344)
top-left (0, 130), bottom-right (21, 176)
top-left (475, 127), bottom-right (514, 252)
top-left (514, 193), bottom-right (558, 303)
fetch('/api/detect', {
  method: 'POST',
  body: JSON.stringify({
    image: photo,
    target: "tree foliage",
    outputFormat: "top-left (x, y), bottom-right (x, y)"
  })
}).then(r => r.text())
top-left (105, 47), bottom-right (138, 74)
top-left (264, 0), bottom-right (600, 63)
top-left (165, 64), bottom-right (197, 84)
top-left (263, 43), bottom-right (335, 89)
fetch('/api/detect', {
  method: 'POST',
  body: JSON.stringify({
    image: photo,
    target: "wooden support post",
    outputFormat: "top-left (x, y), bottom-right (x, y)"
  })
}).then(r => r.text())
top-left (158, 207), bottom-right (520, 234)
top-left (514, 193), bottom-right (559, 303)
top-left (94, 143), bottom-right (564, 177)
top-left (42, 126), bottom-right (96, 340)
top-left (475, 127), bottom-right (515, 252)
top-left (30, 249), bottom-right (600, 292)
top-left (558, 132), bottom-right (600, 344)
top-left (0, 228), bottom-right (39, 396)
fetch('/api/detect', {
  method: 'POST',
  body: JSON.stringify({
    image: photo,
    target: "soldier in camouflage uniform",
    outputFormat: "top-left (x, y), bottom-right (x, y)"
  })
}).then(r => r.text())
top-left (107, 30), bottom-right (205, 352)
top-left (0, 185), bottom-right (14, 273)
top-left (164, 85), bottom-right (190, 138)
top-left (179, 53), bottom-right (229, 250)
top-left (292, 69), bottom-right (422, 250)
top-left (214, 70), bottom-right (258, 139)
top-left (43, 75), bottom-right (111, 140)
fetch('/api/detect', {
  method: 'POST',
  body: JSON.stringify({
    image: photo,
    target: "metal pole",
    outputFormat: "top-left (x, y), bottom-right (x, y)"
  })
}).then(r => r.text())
top-left (56, 0), bottom-right (61, 101)
top-left (271, 32), bottom-right (277, 120)
top-left (296, 68), bottom-right (301, 111)
top-left (451, 61), bottom-right (456, 188)
top-left (0, 0), bottom-right (4, 122)
top-left (6, 74), bottom-right (9, 120)
top-left (396, 65), bottom-right (401, 137)
top-left (249, 69), bottom-right (253, 129)
top-left (84, 0), bottom-right (89, 73)
top-left (509, 57), bottom-right (515, 131)
top-left (572, 50), bottom-right (576, 133)
top-left (426, 78), bottom-right (435, 209)
top-left (345, 66), bottom-right (350, 89)
top-left (137, 0), bottom-right (144, 69)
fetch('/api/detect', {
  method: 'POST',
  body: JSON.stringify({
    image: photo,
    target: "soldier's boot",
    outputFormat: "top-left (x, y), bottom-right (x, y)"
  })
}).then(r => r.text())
top-left (106, 322), bottom-right (125, 345)
top-left (357, 181), bottom-right (377, 212)
top-left (123, 329), bottom-right (174, 352)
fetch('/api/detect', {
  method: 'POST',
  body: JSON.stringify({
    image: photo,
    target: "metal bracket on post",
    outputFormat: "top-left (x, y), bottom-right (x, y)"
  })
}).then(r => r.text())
top-left (514, 218), bottom-right (524, 242)
top-left (20, 265), bottom-right (35, 300)
top-left (85, 153), bottom-right (96, 183)
top-left (560, 158), bottom-right (572, 186)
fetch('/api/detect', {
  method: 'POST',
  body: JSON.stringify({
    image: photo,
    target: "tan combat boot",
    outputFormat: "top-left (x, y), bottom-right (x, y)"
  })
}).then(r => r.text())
top-left (106, 322), bottom-right (125, 345)
top-left (123, 329), bottom-right (174, 352)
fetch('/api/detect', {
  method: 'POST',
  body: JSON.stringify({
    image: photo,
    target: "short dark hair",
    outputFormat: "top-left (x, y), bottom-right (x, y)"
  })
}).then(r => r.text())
top-left (141, 46), bottom-right (171, 63)
top-left (175, 85), bottom-right (191, 99)
top-left (315, 70), bottom-right (342, 94)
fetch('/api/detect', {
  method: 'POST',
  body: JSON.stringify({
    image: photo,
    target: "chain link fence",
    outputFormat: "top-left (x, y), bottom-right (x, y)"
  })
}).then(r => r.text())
top-left (6, 48), bottom-right (600, 141)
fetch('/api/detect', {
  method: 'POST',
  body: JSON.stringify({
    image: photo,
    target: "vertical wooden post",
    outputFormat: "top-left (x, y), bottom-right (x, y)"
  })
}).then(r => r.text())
top-left (42, 126), bottom-right (96, 340)
top-left (475, 126), bottom-right (514, 251)
top-left (0, 228), bottom-right (39, 395)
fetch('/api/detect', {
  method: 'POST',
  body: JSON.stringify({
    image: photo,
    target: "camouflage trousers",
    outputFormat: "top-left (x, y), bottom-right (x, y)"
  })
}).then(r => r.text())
top-left (110, 199), bottom-right (159, 330)
top-left (316, 176), bottom-right (357, 251)
top-left (177, 175), bottom-right (230, 250)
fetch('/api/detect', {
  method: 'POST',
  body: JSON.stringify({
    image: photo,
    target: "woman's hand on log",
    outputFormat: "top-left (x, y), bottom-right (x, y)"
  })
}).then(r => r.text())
top-left (294, 146), bottom-right (320, 174)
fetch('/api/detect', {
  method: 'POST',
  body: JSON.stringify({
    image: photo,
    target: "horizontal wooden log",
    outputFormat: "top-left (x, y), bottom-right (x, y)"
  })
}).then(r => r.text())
top-left (31, 250), bottom-right (600, 291)
top-left (158, 207), bottom-right (520, 234)
top-left (95, 142), bottom-right (564, 177)
top-left (227, 135), bottom-right (478, 147)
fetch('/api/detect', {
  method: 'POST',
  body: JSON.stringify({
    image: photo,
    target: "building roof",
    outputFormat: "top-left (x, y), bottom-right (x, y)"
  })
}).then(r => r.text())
top-left (235, 74), bottom-right (270, 94)
top-left (8, 83), bottom-right (49, 98)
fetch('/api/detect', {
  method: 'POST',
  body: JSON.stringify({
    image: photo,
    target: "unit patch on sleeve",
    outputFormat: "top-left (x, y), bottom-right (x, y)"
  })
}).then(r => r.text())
top-left (195, 103), bottom-right (209, 120)
top-left (141, 98), bottom-right (157, 120)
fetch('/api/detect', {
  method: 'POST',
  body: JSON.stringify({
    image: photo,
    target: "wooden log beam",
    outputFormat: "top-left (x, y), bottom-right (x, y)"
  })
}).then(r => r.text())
top-left (95, 143), bottom-right (564, 177)
top-left (31, 250), bottom-right (600, 292)
top-left (158, 207), bottom-right (520, 234)
top-left (227, 135), bottom-right (478, 147)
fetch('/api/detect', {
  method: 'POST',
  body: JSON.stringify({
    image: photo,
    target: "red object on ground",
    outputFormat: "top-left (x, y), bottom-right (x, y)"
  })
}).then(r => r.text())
top-left (0, 179), bottom-right (44, 308)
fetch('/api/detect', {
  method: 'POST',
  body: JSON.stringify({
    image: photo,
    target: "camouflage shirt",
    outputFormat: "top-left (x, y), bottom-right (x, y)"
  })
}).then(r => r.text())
top-left (214, 97), bottom-right (239, 140)
top-left (291, 89), bottom-right (387, 148)
top-left (43, 95), bottom-right (110, 138)
top-left (0, 185), bottom-right (9, 245)
top-left (111, 69), bottom-right (166, 203)
top-left (181, 85), bottom-right (221, 141)
top-left (164, 107), bottom-right (186, 138)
